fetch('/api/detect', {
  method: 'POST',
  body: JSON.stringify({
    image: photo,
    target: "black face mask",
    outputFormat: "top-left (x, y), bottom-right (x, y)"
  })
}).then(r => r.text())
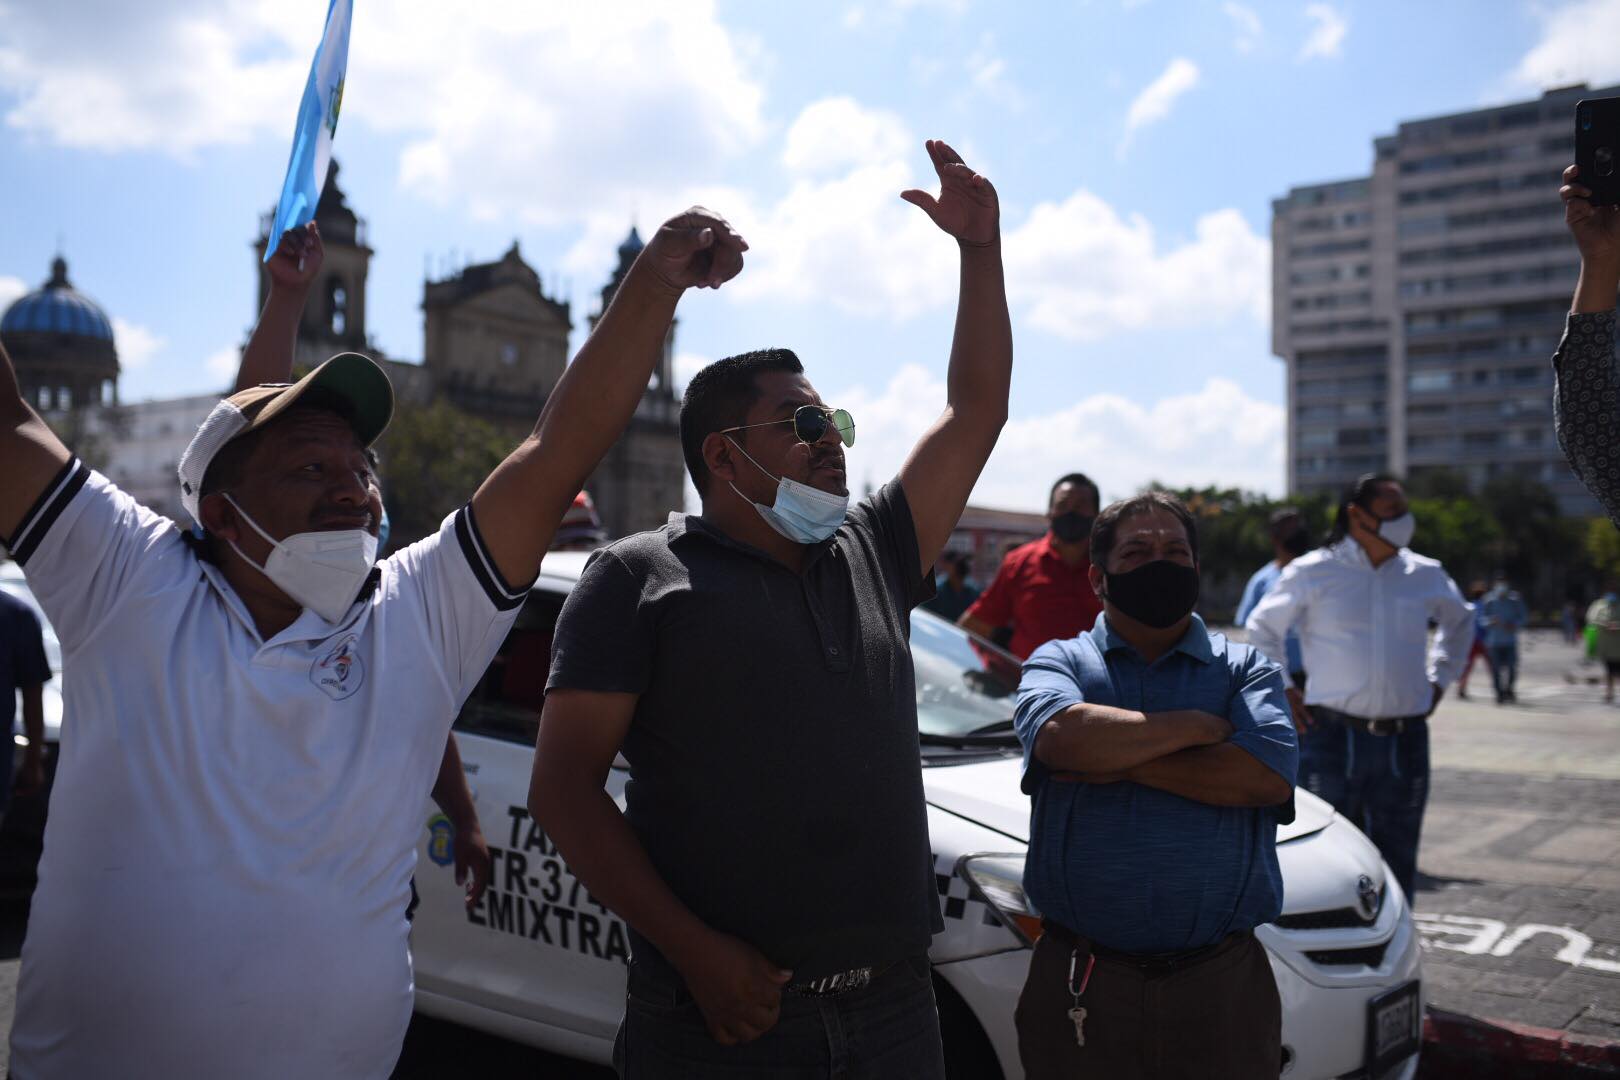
top-left (1280, 527), bottom-right (1313, 558)
top-left (1051, 511), bottom-right (1094, 543)
top-left (1104, 560), bottom-right (1201, 629)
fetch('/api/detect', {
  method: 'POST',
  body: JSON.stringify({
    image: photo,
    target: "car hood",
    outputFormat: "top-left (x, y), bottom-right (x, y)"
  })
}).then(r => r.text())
top-left (922, 756), bottom-right (1336, 845)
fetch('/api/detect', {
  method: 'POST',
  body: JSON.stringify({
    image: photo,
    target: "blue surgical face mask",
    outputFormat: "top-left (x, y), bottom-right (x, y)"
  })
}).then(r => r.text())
top-left (725, 436), bottom-right (849, 545)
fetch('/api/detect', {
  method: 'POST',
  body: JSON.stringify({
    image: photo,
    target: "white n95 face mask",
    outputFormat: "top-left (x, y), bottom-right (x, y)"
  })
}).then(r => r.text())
top-left (1377, 511), bottom-right (1417, 549)
top-left (222, 494), bottom-right (378, 623)
top-left (725, 438), bottom-right (849, 545)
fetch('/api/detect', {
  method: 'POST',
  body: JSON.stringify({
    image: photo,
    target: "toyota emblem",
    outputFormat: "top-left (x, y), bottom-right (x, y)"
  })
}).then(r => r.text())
top-left (1355, 874), bottom-right (1381, 922)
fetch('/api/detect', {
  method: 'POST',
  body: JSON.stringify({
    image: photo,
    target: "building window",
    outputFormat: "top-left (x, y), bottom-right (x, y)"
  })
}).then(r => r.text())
top-left (327, 278), bottom-right (349, 337)
top-left (501, 342), bottom-right (519, 367)
top-left (1408, 371), bottom-right (1453, 393)
top-left (101, 379), bottom-right (115, 405)
top-left (58, 386), bottom-right (72, 409)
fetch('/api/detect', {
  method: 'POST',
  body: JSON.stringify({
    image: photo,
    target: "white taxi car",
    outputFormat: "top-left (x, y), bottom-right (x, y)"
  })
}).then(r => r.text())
top-left (411, 552), bottom-right (1422, 1079)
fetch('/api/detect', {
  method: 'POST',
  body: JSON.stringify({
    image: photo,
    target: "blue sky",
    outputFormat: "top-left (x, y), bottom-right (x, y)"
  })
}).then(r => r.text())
top-left (1, 0), bottom-right (1616, 509)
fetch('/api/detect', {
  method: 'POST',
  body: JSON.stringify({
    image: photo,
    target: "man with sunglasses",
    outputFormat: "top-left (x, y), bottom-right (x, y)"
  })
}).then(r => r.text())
top-left (531, 139), bottom-right (1009, 1077)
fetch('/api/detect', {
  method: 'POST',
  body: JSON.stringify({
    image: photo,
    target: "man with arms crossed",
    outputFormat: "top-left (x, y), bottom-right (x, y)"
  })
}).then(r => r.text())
top-left (530, 140), bottom-right (1009, 1077)
top-left (1014, 492), bottom-right (1297, 1078)
top-left (0, 206), bottom-right (745, 1079)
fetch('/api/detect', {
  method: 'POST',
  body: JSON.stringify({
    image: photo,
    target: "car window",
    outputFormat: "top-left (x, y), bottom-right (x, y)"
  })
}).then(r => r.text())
top-left (455, 585), bottom-right (567, 745)
top-left (910, 610), bottom-right (1020, 737)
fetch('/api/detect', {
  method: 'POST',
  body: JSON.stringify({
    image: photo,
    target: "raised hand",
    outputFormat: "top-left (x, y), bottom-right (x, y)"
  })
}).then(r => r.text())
top-left (643, 207), bottom-right (749, 294)
top-left (901, 139), bottom-right (1000, 247)
top-left (266, 221), bottom-right (325, 293)
top-left (1562, 164), bottom-right (1620, 270)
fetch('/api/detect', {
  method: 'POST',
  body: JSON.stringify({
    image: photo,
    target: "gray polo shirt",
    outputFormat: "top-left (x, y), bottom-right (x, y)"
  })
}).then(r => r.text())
top-left (547, 480), bottom-right (942, 981)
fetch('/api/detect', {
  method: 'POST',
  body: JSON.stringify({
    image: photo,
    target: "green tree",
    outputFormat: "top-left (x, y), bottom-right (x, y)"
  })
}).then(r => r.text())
top-left (373, 397), bottom-right (516, 552)
top-left (1404, 495), bottom-right (1504, 588)
top-left (1585, 517), bottom-right (1620, 583)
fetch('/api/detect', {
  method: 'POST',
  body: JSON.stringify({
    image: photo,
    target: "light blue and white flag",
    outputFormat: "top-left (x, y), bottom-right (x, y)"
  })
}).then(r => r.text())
top-left (264, 0), bottom-right (353, 261)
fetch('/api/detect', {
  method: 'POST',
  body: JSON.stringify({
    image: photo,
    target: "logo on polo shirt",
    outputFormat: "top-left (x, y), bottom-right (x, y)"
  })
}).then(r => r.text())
top-left (310, 633), bottom-right (365, 701)
top-left (426, 814), bottom-right (455, 867)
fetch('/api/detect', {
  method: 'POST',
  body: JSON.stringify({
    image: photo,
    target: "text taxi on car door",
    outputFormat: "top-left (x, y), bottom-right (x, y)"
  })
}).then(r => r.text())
top-left (411, 552), bottom-right (1424, 1080)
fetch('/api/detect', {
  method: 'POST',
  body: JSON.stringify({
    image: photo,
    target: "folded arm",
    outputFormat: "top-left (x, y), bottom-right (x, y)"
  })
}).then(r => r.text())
top-left (896, 140), bottom-right (1011, 574)
top-left (471, 209), bottom-right (747, 589)
top-left (1122, 742), bottom-right (1293, 807)
top-left (1034, 703), bottom-right (1231, 774)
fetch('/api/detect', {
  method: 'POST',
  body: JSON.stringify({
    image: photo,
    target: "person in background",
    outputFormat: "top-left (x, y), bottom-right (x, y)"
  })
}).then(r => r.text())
top-left (1554, 164), bottom-right (1620, 528)
top-left (959, 473), bottom-right (1103, 658)
top-left (924, 551), bottom-right (980, 622)
top-left (1481, 576), bottom-right (1530, 704)
top-left (1245, 474), bottom-right (1473, 900)
top-left (1013, 491), bottom-right (1295, 1078)
top-left (1234, 507), bottom-right (1313, 694)
top-left (1586, 584), bottom-right (1620, 703)
top-left (0, 587), bottom-right (48, 815)
top-left (1563, 599), bottom-right (1581, 647)
top-left (1457, 581), bottom-right (1495, 701)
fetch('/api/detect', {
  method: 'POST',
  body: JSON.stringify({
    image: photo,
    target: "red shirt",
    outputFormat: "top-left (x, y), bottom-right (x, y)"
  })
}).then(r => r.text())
top-left (964, 534), bottom-right (1102, 659)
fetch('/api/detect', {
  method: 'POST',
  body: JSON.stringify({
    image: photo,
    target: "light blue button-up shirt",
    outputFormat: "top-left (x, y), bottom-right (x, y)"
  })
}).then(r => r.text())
top-left (1014, 614), bottom-right (1298, 953)
top-left (1236, 560), bottom-right (1304, 676)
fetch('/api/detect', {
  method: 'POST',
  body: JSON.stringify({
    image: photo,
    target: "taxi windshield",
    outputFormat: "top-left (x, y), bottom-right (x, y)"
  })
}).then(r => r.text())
top-left (909, 609), bottom-right (1020, 739)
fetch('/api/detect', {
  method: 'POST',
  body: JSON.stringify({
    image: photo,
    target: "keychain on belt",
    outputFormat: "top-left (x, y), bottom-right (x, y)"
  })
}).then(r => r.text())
top-left (1067, 946), bottom-right (1096, 1047)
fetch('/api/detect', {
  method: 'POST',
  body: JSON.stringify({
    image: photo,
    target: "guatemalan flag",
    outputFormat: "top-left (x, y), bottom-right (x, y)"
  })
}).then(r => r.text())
top-left (264, 0), bottom-right (353, 260)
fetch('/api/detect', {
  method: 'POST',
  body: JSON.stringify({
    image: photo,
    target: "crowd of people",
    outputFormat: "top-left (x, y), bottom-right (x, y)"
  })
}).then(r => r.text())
top-left (0, 141), bottom-right (1617, 1080)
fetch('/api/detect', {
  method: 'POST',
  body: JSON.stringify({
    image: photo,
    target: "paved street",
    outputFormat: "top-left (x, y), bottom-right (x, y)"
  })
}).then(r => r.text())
top-left (0, 630), bottom-right (1612, 1076)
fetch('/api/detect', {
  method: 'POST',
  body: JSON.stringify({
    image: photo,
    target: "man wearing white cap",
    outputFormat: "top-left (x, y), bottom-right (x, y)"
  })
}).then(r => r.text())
top-left (0, 206), bottom-right (747, 1080)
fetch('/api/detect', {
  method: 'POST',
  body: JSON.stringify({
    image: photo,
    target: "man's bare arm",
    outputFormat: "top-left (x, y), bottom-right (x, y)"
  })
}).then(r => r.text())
top-left (1034, 704), bottom-right (1230, 774)
top-left (234, 223), bottom-right (325, 392)
top-left (0, 338), bottom-right (73, 544)
top-left (898, 141), bottom-right (1011, 573)
top-left (530, 689), bottom-right (790, 1046)
top-left (1120, 743), bottom-right (1293, 807)
top-left (431, 734), bottom-right (490, 909)
top-left (471, 209), bottom-right (747, 590)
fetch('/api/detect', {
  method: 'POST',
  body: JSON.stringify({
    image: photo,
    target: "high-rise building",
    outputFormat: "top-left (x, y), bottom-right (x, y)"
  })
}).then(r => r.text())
top-left (1273, 83), bottom-right (1614, 514)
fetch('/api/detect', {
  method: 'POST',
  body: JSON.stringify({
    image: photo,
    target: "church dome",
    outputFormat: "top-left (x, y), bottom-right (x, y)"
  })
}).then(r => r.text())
top-left (618, 226), bottom-right (644, 263)
top-left (1, 257), bottom-right (115, 342)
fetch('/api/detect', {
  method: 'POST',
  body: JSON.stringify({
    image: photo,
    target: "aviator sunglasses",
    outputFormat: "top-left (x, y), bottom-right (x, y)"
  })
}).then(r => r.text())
top-left (722, 405), bottom-right (857, 448)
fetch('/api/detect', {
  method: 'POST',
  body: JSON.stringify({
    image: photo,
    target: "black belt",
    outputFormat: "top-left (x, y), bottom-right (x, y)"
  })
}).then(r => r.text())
top-left (1312, 706), bottom-right (1425, 736)
top-left (1041, 919), bottom-right (1242, 975)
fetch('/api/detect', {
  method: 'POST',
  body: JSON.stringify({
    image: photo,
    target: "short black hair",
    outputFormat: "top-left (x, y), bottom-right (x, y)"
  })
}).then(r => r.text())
top-left (1049, 472), bottom-right (1101, 513)
top-left (1326, 473), bottom-right (1401, 545)
top-left (1089, 491), bottom-right (1199, 569)
top-left (680, 349), bottom-right (805, 496)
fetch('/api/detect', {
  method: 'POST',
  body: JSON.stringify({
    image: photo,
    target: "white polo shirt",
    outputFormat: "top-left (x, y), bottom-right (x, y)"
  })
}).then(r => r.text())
top-left (3, 460), bottom-right (529, 1080)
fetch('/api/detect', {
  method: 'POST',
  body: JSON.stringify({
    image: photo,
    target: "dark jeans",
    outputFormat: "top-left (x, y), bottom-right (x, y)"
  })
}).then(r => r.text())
top-left (1300, 712), bottom-right (1430, 898)
top-left (613, 955), bottom-right (945, 1079)
top-left (1015, 929), bottom-right (1279, 1079)
top-left (1488, 642), bottom-right (1519, 699)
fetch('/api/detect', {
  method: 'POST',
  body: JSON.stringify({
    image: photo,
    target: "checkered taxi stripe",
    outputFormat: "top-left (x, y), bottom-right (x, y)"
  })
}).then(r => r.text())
top-left (934, 854), bottom-right (1003, 927)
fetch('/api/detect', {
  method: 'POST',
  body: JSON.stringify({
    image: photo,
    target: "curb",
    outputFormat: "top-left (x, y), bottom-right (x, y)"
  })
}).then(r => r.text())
top-left (1423, 1006), bottom-right (1620, 1078)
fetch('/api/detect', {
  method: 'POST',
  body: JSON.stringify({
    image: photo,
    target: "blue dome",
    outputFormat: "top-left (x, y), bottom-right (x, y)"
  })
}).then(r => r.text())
top-left (1, 258), bottom-right (114, 342)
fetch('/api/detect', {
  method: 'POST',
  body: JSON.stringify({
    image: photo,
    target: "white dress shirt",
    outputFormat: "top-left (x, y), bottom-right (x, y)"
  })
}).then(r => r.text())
top-left (1244, 537), bottom-right (1474, 719)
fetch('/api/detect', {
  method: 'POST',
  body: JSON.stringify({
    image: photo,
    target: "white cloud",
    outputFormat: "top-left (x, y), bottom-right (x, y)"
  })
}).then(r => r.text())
top-left (1222, 2), bottom-right (1263, 53)
top-left (965, 35), bottom-right (1026, 110)
top-left (782, 97), bottom-right (913, 177)
top-left (204, 345), bottom-right (240, 381)
top-left (1297, 3), bottom-right (1348, 62)
top-left (0, 1), bottom-right (766, 231)
top-left (1120, 57), bottom-right (1200, 155)
top-left (835, 365), bottom-right (1285, 508)
top-left (1506, 0), bottom-right (1620, 91)
top-left (1003, 193), bottom-right (1270, 341)
top-left (0, 275), bottom-right (26, 310)
top-left (112, 317), bottom-right (165, 370)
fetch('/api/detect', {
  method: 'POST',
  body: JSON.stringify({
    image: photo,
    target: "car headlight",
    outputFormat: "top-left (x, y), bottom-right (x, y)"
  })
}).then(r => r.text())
top-left (957, 852), bottom-right (1042, 947)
